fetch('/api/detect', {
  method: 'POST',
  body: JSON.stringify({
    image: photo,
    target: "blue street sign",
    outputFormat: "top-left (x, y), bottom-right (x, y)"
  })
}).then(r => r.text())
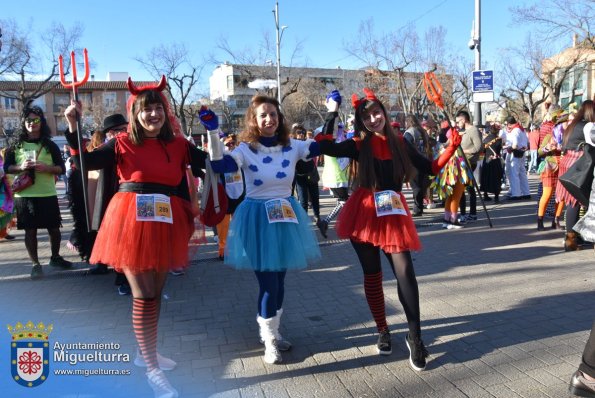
top-left (472, 70), bottom-right (494, 92)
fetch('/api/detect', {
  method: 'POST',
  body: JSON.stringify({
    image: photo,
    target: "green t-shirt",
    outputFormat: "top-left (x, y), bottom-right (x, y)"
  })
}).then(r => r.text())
top-left (14, 142), bottom-right (57, 198)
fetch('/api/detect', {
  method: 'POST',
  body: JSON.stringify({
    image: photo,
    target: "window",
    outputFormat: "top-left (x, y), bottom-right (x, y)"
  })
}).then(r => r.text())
top-left (54, 93), bottom-right (70, 105)
top-left (227, 75), bottom-right (234, 90)
top-left (103, 92), bottom-right (117, 111)
top-left (3, 96), bottom-right (16, 110)
top-left (79, 92), bottom-right (92, 109)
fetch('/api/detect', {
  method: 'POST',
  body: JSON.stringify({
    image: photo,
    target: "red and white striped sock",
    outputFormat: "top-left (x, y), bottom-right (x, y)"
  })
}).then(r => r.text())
top-left (132, 298), bottom-right (159, 371)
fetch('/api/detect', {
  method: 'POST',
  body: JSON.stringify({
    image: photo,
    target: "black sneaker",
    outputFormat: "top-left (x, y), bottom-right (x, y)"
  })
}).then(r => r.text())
top-left (406, 334), bottom-right (428, 371)
top-left (3, 234), bottom-right (16, 240)
top-left (49, 255), bottom-right (73, 269)
top-left (316, 219), bottom-right (328, 239)
top-left (376, 330), bottom-right (392, 355)
top-left (30, 263), bottom-right (43, 279)
top-left (87, 264), bottom-right (109, 275)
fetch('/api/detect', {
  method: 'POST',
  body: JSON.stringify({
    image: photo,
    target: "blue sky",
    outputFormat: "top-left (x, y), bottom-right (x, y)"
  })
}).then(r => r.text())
top-left (2, 0), bottom-right (560, 92)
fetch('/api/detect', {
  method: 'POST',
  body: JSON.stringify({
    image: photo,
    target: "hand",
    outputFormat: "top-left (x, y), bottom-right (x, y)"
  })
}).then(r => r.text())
top-left (448, 128), bottom-right (462, 148)
top-left (326, 90), bottom-right (341, 112)
top-left (64, 100), bottom-right (82, 132)
top-left (33, 162), bottom-right (51, 173)
top-left (20, 159), bottom-right (35, 171)
top-left (199, 106), bottom-right (219, 131)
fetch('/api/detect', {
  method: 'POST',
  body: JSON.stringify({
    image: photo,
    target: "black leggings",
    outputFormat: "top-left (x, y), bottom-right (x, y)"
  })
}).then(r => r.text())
top-left (351, 240), bottom-right (421, 338)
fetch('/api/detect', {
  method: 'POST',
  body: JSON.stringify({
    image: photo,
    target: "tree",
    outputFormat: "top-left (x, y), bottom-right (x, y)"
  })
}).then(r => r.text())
top-left (136, 43), bottom-right (206, 136)
top-left (344, 19), bottom-right (454, 118)
top-left (511, 0), bottom-right (595, 50)
top-left (212, 34), bottom-right (306, 103)
top-left (496, 48), bottom-right (548, 126)
top-left (0, 19), bottom-right (84, 106)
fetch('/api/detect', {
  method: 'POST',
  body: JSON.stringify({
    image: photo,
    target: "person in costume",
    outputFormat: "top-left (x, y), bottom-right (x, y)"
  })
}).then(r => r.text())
top-left (64, 76), bottom-right (206, 398)
top-left (3, 105), bottom-right (71, 278)
top-left (431, 122), bottom-right (471, 230)
top-left (317, 90), bottom-right (350, 239)
top-left (215, 134), bottom-right (246, 261)
top-left (556, 100), bottom-right (594, 250)
top-left (536, 116), bottom-right (565, 231)
top-left (316, 88), bottom-right (461, 371)
top-left (479, 123), bottom-right (504, 203)
top-left (199, 96), bottom-right (321, 365)
top-left (503, 116), bottom-right (531, 200)
top-left (293, 123), bottom-right (321, 223)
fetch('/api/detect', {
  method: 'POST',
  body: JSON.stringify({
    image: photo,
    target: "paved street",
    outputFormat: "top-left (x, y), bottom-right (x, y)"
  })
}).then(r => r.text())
top-left (1, 175), bottom-right (594, 398)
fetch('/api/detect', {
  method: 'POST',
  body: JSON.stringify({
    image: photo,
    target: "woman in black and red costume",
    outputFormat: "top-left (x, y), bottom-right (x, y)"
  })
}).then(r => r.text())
top-left (64, 76), bottom-right (206, 398)
top-left (316, 88), bottom-right (461, 371)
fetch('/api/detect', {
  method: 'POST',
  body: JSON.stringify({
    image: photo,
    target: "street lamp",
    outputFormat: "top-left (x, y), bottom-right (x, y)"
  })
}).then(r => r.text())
top-left (470, 0), bottom-right (482, 126)
top-left (273, 1), bottom-right (288, 105)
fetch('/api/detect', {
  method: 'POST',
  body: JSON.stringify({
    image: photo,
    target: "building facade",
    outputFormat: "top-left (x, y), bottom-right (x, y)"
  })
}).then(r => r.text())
top-left (0, 75), bottom-right (156, 138)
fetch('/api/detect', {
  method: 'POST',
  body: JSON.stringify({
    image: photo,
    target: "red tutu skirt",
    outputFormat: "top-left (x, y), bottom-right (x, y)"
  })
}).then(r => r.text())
top-left (336, 188), bottom-right (421, 253)
top-left (90, 192), bottom-right (194, 274)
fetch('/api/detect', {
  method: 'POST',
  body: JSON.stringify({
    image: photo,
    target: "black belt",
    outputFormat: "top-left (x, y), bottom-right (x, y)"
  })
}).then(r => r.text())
top-left (118, 182), bottom-right (181, 197)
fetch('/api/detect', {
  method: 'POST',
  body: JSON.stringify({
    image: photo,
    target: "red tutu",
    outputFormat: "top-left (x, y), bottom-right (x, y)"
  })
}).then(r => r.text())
top-left (336, 188), bottom-right (421, 253)
top-left (90, 192), bottom-right (194, 274)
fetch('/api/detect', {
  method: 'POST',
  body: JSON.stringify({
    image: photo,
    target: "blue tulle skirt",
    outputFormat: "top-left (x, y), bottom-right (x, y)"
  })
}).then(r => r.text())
top-left (225, 196), bottom-right (321, 271)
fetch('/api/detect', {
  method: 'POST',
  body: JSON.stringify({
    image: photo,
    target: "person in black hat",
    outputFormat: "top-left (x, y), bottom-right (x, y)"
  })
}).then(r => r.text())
top-left (102, 114), bottom-right (128, 141)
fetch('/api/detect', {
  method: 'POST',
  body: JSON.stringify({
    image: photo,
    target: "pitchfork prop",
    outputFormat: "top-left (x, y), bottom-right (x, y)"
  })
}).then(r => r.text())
top-left (59, 48), bottom-right (91, 232)
top-left (423, 71), bottom-right (493, 228)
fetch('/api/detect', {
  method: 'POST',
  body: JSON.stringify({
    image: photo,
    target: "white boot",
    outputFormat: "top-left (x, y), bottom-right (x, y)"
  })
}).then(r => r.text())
top-left (272, 309), bottom-right (292, 351)
top-left (134, 348), bottom-right (177, 370)
top-left (257, 316), bottom-right (282, 364)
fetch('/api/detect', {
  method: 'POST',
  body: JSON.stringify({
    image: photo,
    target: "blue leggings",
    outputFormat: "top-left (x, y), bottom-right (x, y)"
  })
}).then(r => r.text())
top-left (254, 271), bottom-right (286, 319)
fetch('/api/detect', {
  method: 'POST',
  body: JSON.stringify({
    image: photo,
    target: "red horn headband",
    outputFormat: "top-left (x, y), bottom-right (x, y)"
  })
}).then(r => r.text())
top-left (127, 75), bottom-right (167, 95)
top-left (351, 87), bottom-right (378, 109)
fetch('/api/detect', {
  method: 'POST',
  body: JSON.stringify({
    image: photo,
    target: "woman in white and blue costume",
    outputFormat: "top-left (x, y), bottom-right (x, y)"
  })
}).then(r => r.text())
top-left (199, 96), bottom-right (321, 365)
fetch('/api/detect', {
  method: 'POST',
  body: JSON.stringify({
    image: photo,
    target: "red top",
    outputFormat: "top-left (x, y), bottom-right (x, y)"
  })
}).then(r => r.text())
top-left (354, 134), bottom-right (392, 160)
top-left (529, 129), bottom-right (540, 150)
top-left (116, 135), bottom-right (189, 186)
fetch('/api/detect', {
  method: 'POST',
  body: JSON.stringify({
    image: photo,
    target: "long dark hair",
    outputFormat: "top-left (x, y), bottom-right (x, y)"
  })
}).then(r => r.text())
top-left (128, 90), bottom-right (175, 145)
top-left (14, 105), bottom-right (53, 150)
top-left (563, 100), bottom-right (594, 147)
top-left (351, 99), bottom-right (414, 189)
top-left (240, 95), bottom-right (290, 147)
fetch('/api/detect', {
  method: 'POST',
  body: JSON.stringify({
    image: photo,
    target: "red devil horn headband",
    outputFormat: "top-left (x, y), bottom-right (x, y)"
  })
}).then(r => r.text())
top-left (127, 75), bottom-right (167, 95)
top-left (351, 87), bottom-right (378, 109)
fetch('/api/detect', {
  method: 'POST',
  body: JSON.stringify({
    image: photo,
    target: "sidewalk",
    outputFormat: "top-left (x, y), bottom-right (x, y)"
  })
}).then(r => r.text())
top-left (0, 175), bottom-right (593, 397)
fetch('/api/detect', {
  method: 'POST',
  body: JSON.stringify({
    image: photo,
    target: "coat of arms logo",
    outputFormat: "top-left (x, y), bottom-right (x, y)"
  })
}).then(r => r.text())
top-left (7, 321), bottom-right (53, 387)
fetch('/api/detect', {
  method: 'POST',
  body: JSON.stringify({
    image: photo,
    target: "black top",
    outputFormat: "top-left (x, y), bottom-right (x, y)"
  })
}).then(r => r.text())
top-left (563, 120), bottom-right (587, 151)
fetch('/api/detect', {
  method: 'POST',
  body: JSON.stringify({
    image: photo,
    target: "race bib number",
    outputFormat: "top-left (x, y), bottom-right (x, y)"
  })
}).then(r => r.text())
top-left (374, 190), bottom-right (407, 217)
top-left (265, 198), bottom-right (298, 224)
top-left (136, 194), bottom-right (173, 224)
top-left (224, 170), bottom-right (244, 199)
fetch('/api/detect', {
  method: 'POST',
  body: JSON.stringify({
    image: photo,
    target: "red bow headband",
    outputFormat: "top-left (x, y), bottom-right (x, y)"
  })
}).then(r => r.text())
top-left (351, 87), bottom-right (378, 109)
top-left (127, 75), bottom-right (167, 95)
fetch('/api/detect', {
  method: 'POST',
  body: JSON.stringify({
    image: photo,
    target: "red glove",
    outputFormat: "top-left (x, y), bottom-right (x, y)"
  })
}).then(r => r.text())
top-left (314, 133), bottom-right (334, 143)
top-left (431, 128), bottom-right (462, 174)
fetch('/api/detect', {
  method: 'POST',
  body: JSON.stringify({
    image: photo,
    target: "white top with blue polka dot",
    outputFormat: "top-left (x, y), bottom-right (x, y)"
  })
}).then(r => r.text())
top-left (229, 138), bottom-right (313, 199)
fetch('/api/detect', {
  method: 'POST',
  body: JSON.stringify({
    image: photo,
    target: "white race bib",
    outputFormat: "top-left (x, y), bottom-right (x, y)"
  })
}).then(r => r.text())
top-left (264, 198), bottom-right (298, 224)
top-left (136, 194), bottom-right (173, 224)
top-left (374, 190), bottom-right (407, 217)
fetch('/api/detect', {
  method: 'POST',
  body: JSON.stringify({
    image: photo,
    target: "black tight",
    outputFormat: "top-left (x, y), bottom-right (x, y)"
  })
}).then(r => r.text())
top-left (566, 203), bottom-right (581, 233)
top-left (351, 240), bottom-right (421, 338)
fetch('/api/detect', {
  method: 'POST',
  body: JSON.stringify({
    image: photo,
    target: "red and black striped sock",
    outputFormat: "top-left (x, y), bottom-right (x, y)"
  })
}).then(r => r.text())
top-left (363, 272), bottom-right (388, 333)
top-left (132, 298), bottom-right (159, 371)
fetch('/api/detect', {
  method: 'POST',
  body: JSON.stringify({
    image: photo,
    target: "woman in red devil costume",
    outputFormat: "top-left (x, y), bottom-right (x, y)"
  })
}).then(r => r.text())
top-left (316, 88), bottom-right (461, 371)
top-left (64, 76), bottom-right (206, 398)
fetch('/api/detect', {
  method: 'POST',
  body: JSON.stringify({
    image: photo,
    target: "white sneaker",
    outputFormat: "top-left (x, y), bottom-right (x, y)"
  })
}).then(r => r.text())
top-left (146, 368), bottom-right (178, 398)
top-left (135, 349), bottom-right (177, 371)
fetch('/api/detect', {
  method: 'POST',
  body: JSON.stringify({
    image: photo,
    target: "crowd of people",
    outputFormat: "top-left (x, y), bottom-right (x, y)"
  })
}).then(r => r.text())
top-left (2, 83), bottom-right (595, 397)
